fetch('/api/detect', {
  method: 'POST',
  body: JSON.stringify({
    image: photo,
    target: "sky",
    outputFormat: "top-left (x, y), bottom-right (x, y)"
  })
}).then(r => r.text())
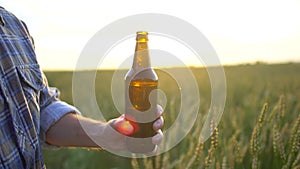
top-left (1, 0), bottom-right (300, 70)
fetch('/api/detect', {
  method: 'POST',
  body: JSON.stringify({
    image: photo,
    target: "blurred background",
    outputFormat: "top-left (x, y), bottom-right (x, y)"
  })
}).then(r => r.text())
top-left (1, 1), bottom-right (300, 168)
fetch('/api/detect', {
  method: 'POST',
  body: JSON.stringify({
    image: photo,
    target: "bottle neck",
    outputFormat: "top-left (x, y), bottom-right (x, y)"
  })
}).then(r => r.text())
top-left (132, 35), bottom-right (151, 69)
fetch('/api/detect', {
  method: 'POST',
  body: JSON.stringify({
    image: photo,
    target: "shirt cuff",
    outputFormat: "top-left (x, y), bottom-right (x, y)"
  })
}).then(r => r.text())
top-left (40, 101), bottom-right (81, 148)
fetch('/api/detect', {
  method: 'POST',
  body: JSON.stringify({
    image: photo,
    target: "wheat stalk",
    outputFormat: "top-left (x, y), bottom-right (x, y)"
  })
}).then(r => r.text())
top-left (131, 157), bottom-right (140, 169)
top-left (267, 95), bottom-right (285, 123)
top-left (204, 147), bottom-right (214, 168)
top-left (250, 102), bottom-right (268, 169)
top-left (203, 120), bottom-right (219, 169)
top-left (232, 137), bottom-right (243, 163)
top-left (190, 141), bottom-right (204, 169)
top-left (280, 112), bottom-right (300, 169)
top-left (290, 114), bottom-right (300, 153)
top-left (251, 156), bottom-right (259, 169)
top-left (221, 157), bottom-right (228, 169)
top-left (292, 152), bottom-right (300, 168)
top-left (278, 95), bottom-right (286, 120)
top-left (283, 114), bottom-right (300, 169)
top-left (272, 123), bottom-right (287, 162)
top-left (209, 120), bottom-right (219, 151)
top-left (154, 154), bottom-right (161, 169)
top-left (250, 103), bottom-right (268, 155)
top-left (143, 157), bottom-right (153, 169)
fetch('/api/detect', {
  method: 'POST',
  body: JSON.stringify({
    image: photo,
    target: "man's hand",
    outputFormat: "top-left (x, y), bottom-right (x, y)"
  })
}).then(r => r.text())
top-left (100, 105), bottom-right (164, 151)
top-left (46, 105), bottom-right (164, 152)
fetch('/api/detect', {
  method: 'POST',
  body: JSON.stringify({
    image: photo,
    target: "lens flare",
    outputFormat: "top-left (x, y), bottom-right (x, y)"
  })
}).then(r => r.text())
top-left (114, 117), bottom-right (136, 136)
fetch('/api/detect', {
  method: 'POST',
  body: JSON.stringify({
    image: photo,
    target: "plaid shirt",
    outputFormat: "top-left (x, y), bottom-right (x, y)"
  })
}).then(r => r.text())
top-left (0, 7), bottom-right (79, 169)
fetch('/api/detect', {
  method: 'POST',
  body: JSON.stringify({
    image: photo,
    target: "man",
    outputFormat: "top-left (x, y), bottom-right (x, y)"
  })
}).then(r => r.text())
top-left (0, 6), bottom-right (164, 168)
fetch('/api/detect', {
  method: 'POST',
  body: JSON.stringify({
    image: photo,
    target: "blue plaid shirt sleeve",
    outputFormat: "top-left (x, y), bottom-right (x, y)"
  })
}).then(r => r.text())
top-left (39, 75), bottom-right (81, 148)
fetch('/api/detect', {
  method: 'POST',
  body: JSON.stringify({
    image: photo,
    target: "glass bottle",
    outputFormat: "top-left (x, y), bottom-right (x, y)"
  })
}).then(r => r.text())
top-left (125, 31), bottom-right (158, 153)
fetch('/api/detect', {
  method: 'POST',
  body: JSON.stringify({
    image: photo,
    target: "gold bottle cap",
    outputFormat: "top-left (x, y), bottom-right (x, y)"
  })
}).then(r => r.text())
top-left (136, 31), bottom-right (148, 42)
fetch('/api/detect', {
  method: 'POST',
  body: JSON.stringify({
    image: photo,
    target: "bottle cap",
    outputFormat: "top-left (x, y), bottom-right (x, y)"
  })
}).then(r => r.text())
top-left (136, 31), bottom-right (148, 42)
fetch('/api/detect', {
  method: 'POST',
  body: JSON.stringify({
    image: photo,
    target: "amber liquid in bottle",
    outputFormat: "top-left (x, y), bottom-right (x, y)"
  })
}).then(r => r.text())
top-left (125, 31), bottom-right (158, 153)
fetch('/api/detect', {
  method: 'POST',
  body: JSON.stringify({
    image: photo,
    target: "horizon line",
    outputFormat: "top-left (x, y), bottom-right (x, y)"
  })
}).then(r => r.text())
top-left (41, 61), bottom-right (300, 72)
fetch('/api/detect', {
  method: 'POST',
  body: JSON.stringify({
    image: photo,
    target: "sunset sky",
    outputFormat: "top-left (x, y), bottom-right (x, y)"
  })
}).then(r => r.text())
top-left (2, 0), bottom-right (300, 70)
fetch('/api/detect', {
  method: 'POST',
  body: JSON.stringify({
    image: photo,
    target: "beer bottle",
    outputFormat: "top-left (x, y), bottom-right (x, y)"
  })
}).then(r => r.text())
top-left (125, 31), bottom-right (158, 153)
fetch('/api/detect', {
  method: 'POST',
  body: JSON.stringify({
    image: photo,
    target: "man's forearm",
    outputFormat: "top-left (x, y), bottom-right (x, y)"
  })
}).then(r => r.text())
top-left (45, 113), bottom-right (103, 148)
top-left (45, 105), bottom-right (164, 151)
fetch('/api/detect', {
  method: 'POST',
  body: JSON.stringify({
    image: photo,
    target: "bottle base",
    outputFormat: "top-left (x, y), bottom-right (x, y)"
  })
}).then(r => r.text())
top-left (126, 137), bottom-right (155, 153)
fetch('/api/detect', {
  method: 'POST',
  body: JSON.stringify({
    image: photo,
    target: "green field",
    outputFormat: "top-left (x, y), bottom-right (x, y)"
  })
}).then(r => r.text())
top-left (42, 63), bottom-right (300, 169)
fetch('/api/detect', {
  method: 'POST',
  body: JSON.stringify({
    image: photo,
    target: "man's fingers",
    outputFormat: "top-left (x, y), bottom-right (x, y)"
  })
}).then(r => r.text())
top-left (112, 104), bottom-right (164, 138)
top-left (156, 104), bottom-right (164, 118)
top-left (152, 129), bottom-right (163, 145)
top-left (153, 116), bottom-right (164, 131)
top-left (153, 104), bottom-right (164, 131)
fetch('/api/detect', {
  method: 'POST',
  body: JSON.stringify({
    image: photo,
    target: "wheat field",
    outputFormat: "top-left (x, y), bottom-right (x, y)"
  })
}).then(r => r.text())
top-left (42, 63), bottom-right (300, 169)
